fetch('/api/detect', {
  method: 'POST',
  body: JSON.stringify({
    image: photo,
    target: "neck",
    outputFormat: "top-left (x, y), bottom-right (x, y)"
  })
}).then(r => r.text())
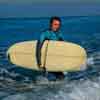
top-left (49, 28), bottom-right (59, 32)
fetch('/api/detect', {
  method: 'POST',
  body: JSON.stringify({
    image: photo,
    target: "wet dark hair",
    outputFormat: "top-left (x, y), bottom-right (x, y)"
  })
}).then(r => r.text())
top-left (50, 16), bottom-right (61, 28)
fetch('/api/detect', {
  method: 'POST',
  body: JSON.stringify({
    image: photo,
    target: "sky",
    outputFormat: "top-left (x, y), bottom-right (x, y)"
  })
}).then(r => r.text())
top-left (0, 0), bottom-right (100, 18)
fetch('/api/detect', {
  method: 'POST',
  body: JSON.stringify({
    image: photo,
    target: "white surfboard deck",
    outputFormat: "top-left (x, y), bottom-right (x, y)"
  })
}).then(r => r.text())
top-left (7, 40), bottom-right (87, 72)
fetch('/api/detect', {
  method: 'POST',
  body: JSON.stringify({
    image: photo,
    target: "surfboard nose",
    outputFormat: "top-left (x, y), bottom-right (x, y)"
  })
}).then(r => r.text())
top-left (6, 45), bottom-right (14, 63)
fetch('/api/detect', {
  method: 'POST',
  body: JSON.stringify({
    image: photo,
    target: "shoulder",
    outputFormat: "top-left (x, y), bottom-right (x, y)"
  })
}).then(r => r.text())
top-left (39, 30), bottom-right (50, 41)
top-left (40, 29), bottom-right (50, 36)
top-left (41, 29), bottom-right (49, 34)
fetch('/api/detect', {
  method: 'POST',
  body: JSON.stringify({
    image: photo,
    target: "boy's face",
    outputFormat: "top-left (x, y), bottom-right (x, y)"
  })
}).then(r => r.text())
top-left (51, 20), bottom-right (61, 32)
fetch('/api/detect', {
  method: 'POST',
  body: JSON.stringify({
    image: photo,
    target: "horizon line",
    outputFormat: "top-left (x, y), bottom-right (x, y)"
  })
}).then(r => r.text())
top-left (0, 15), bottom-right (99, 19)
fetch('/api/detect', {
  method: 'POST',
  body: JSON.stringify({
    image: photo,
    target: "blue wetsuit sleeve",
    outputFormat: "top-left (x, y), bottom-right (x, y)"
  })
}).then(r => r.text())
top-left (58, 32), bottom-right (64, 41)
top-left (36, 32), bottom-right (46, 67)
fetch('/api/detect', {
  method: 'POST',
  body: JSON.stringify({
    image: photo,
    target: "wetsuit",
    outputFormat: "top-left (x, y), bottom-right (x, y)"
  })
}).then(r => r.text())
top-left (36, 29), bottom-right (65, 80)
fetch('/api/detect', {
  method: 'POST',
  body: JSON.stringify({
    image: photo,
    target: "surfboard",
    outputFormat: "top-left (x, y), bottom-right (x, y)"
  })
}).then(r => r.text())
top-left (7, 40), bottom-right (87, 72)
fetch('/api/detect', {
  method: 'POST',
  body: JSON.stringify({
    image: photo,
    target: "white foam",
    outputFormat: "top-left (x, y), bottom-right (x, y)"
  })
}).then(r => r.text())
top-left (3, 94), bottom-right (27, 100)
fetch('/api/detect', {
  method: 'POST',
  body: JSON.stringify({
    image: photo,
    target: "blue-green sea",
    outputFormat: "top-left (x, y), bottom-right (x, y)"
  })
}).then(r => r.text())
top-left (0, 16), bottom-right (100, 100)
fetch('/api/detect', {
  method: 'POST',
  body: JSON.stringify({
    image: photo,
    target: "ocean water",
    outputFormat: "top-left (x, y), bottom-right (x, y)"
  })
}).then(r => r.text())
top-left (0, 16), bottom-right (100, 100)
